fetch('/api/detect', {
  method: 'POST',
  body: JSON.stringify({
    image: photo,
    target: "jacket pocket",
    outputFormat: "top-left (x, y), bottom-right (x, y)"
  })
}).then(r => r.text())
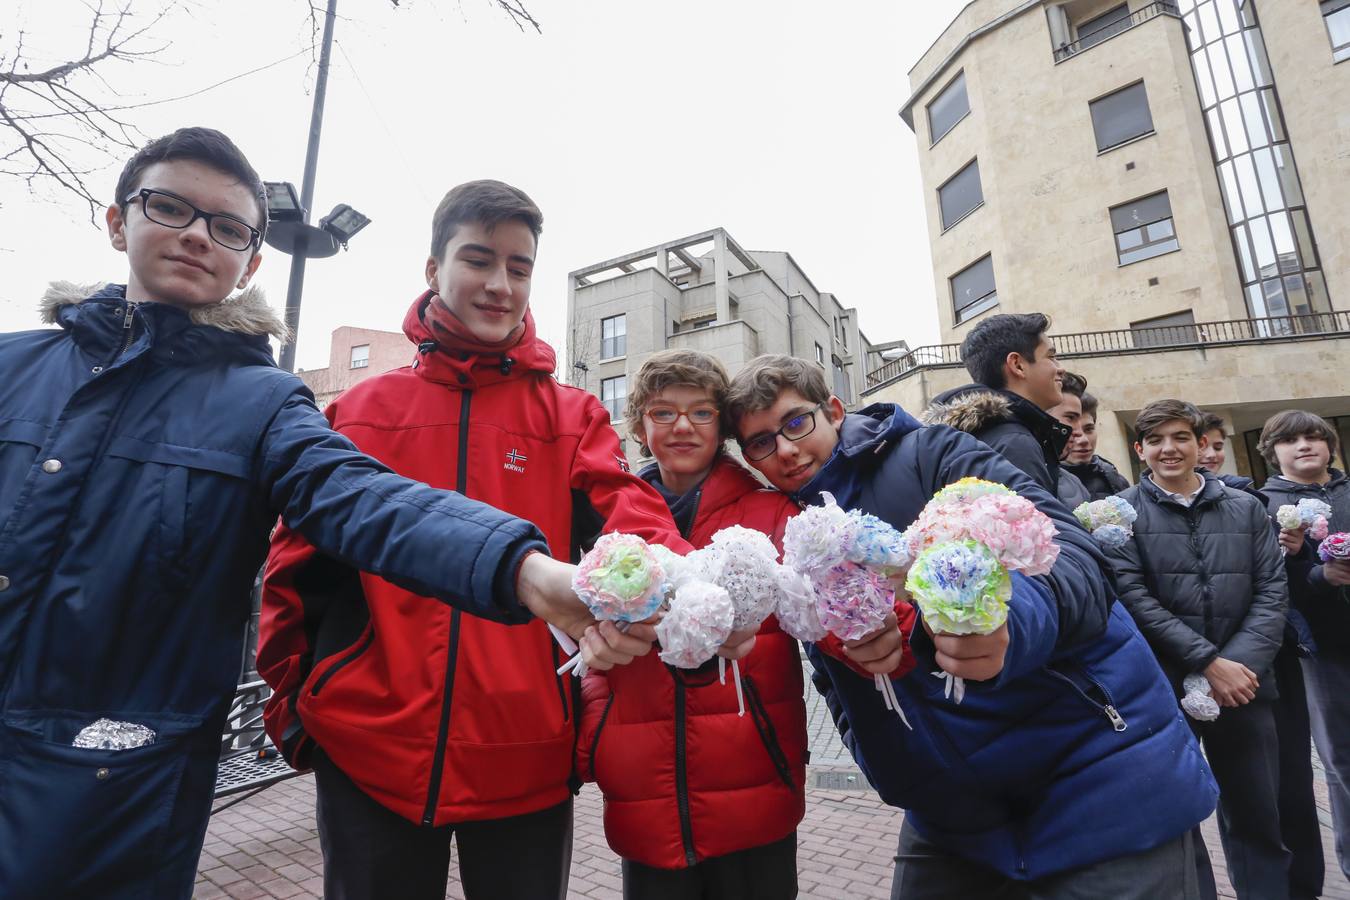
top-left (0, 710), bottom-right (203, 898)
top-left (308, 624), bottom-right (376, 697)
top-left (587, 693), bottom-right (617, 784)
top-left (1045, 662), bottom-right (1128, 733)
top-left (742, 676), bottom-right (796, 790)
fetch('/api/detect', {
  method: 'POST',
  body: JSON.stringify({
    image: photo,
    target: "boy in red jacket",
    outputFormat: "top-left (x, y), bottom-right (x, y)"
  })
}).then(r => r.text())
top-left (578, 349), bottom-right (911, 899)
top-left (258, 181), bottom-right (688, 900)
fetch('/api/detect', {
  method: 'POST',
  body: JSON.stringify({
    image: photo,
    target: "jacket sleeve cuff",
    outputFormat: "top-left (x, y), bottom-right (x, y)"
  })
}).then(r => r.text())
top-left (490, 541), bottom-right (552, 623)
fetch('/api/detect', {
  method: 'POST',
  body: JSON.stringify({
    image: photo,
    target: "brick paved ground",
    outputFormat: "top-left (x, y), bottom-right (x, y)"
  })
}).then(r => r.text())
top-left (197, 668), bottom-right (1350, 899)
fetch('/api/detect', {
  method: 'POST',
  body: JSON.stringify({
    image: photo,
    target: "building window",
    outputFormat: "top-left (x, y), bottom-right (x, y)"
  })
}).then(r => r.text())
top-left (601, 375), bottom-right (626, 422)
top-left (1090, 81), bottom-right (1154, 152)
top-left (1077, 3), bottom-right (1131, 50)
top-left (927, 71), bottom-right (970, 145)
top-left (1111, 191), bottom-right (1180, 265)
top-left (951, 255), bottom-right (998, 324)
top-left (1324, 0), bottom-right (1350, 62)
top-left (832, 356), bottom-right (852, 403)
top-left (938, 159), bottom-right (984, 230)
top-left (1130, 310), bottom-right (1199, 348)
top-left (693, 318), bottom-right (715, 329)
top-left (350, 344), bottom-right (369, 369)
top-left (601, 314), bottom-right (626, 359)
top-left (814, 343), bottom-right (825, 366)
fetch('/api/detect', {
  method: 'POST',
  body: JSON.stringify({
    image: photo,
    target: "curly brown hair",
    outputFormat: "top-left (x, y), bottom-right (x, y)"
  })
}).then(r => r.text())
top-left (624, 350), bottom-right (731, 457)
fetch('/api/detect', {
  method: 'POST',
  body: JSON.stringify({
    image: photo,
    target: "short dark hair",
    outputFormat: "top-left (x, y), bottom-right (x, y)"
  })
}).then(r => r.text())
top-left (1134, 399), bottom-right (1204, 442)
top-left (1060, 371), bottom-right (1087, 398)
top-left (429, 180), bottom-right (543, 259)
top-left (960, 313), bottom-right (1051, 389)
top-left (1081, 392), bottom-right (1099, 420)
top-left (115, 127), bottom-right (267, 240)
top-left (1257, 410), bottom-right (1339, 470)
top-left (725, 354), bottom-right (830, 432)
top-left (1198, 411), bottom-right (1226, 438)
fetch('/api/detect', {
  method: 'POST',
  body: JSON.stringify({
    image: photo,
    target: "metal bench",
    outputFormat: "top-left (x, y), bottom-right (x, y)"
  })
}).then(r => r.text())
top-left (212, 679), bottom-right (299, 814)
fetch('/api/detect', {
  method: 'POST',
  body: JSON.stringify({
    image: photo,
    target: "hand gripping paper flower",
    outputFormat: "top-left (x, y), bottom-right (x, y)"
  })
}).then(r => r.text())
top-left (556, 532), bottom-right (668, 677)
top-left (782, 493), bottom-right (914, 724)
top-left (902, 478), bottom-right (1059, 703)
top-left (1180, 673), bottom-right (1220, 722)
top-left (1319, 532), bottom-right (1350, 563)
top-left (1277, 498), bottom-right (1333, 542)
top-left (1073, 496), bottom-right (1138, 549)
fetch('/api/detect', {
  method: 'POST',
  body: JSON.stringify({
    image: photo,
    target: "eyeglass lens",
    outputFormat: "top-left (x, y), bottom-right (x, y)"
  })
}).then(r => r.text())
top-left (139, 191), bottom-right (255, 250)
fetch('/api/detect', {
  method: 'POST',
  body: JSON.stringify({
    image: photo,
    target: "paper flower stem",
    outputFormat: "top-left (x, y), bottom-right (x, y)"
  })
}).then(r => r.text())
top-left (718, 656), bottom-right (726, 685)
top-left (933, 669), bottom-right (967, 704)
top-left (874, 674), bottom-right (911, 729)
top-left (732, 658), bottom-right (746, 718)
top-left (555, 622), bottom-right (632, 677)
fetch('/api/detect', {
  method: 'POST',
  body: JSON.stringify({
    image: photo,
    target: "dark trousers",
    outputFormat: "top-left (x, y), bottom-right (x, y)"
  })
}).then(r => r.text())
top-left (1303, 649), bottom-right (1350, 881)
top-left (312, 749), bottom-right (573, 900)
top-left (621, 833), bottom-right (798, 900)
top-left (1272, 647), bottom-right (1325, 899)
top-left (890, 819), bottom-right (1200, 899)
top-left (1194, 698), bottom-right (1292, 900)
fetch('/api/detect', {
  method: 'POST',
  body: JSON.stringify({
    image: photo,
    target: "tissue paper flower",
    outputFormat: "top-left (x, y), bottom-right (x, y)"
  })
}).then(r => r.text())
top-left (1319, 532), bottom-right (1350, 563)
top-left (905, 540), bottom-right (1011, 636)
top-left (656, 581), bottom-right (735, 668)
top-left (1074, 497), bottom-right (1138, 549)
top-left (572, 532), bottom-right (667, 622)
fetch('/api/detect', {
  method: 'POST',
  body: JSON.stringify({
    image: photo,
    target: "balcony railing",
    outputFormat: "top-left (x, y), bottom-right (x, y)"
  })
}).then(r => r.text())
top-left (864, 310), bottom-right (1350, 391)
top-left (1054, 1), bottom-right (1181, 63)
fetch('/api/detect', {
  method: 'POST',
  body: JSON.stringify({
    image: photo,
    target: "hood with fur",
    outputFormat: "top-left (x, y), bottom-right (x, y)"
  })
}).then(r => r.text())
top-left (920, 386), bottom-right (1017, 434)
top-left (40, 281), bottom-right (291, 343)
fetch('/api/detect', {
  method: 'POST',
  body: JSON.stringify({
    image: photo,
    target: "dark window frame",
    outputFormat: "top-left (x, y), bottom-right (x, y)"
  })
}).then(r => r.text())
top-left (600, 313), bottom-right (626, 359)
top-left (350, 344), bottom-right (370, 369)
top-left (1089, 80), bottom-right (1156, 153)
top-left (1111, 190), bottom-right (1181, 266)
top-left (600, 375), bottom-right (627, 422)
top-left (950, 254), bottom-right (999, 325)
top-left (938, 157), bottom-right (984, 231)
top-left (1323, 0), bottom-right (1350, 62)
top-left (927, 70), bottom-right (971, 146)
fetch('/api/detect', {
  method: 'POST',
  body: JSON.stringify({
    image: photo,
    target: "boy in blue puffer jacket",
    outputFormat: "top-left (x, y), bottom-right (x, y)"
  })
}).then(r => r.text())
top-left (0, 127), bottom-right (651, 900)
top-left (726, 355), bottom-right (1218, 899)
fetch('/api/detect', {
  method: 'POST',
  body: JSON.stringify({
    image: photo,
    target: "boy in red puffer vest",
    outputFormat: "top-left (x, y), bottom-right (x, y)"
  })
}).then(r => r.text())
top-left (577, 349), bottom-right (913, 898)
top-left (258, 181), bottom-right (688, 900)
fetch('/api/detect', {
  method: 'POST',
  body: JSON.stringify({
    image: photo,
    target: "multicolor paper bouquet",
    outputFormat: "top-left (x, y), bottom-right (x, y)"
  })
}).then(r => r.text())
top-left (1073, 496), bottom-right (1138, 549)
top-left (556, 533), bottom-right (669, 677)
top-left (1277, 498), bottom-right (1333, 541)
top-left (1319, 532), bottom-right (1350, 563)
top-left (902, 478), bottom-right (1060, 703)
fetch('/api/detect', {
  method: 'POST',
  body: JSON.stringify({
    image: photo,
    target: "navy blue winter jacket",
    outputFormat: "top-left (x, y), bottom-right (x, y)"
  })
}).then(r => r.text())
top-left (800, 404), bottom-right (1217, 881)
top-left (0, 284), bottom-right (550, 899)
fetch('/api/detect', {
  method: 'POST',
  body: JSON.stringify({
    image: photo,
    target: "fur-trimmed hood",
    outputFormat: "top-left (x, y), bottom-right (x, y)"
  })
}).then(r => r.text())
top-left (921, 385), bottom-right (1017, 433)
top-left (40, 281), bottom-right (291, 343)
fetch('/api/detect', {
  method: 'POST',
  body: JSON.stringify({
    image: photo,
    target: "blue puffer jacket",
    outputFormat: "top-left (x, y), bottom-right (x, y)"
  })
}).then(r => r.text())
top-left (801, 403), bottom-right (1217, 881)
top-left (0, 283), bottom-right (550, 899)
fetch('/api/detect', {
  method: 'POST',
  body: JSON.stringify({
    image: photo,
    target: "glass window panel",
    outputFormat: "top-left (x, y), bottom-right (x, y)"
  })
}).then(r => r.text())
top-left (1239, 91), bottom-right (1267, 147)
top-left (1208, 43), bottom-right (1235, 100)
top-left (1271, 144), bottom-right (1304, 206)
top-left (1325, 0), bottom-right (1350, 15)
top-left (1192, 44), bottom-right (1217, 107)
top-left (1219, 161), bottom-right (1243, 223)
top-left (1252, 147), bottom-right (1285, 210)
top-left (1183, 11), bottom-right (1201, 50)
top-left (939, 159), bottom-right (983, 229)
top-left (1232, 223), bottom-right (1257, 282)
top-left (1330, 6), bottom-right (1350, 59)
top-left (1226, 34), bottom-right (1256, 93)
top-left (1248, 215), bottom-right (1277, 275)
top-left (927, 72), bottom-right (970, 144)
top-left (951, 255), bottom-right (997, 320)
top-left (1290, 208), bottom-right (1318, 270)
top-left (1246, 283), bottom-right (1269, 318)
top-left (1110, 191), bottom-right (1173, 232)
top-left (1305, 270), bottom-right (1331, 315)
top-left (1284, 274), bottom-right (1312, 316)
top-left (1198, 2), bottom-right (1221, 46)
top-left (1206, 107), bottom-right (1229, 158)
top-left (1245, 28), bottom-right (1274, 86)
top-left (1234, 152), bottom-right (1265, 216)
top-left (1263, 278), bottom-right (1290, 317)
top-left (1221, 98), bottom-right (1249, 154)
top-left (1215, 0), bottom-right (1240, 34)
top-left (1090, 82), bottom-right (1154, 151)
top-left (1118, 227), bottom-right (1145, 251)
top-left (1119, 234), bottom-right (1179, 266)
top-left (1147, 219), bottom-right (1176, 240)
top-left (1259, 89), bottom-right (1285, 142)
top-left (1240, 1), bottom-right (1257, 28)
top-left (1268, 212), bottom-right (1298, 271)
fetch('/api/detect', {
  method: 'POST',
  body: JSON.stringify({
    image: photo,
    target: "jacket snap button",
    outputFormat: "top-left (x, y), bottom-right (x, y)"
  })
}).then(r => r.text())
top-left (91, 366), bottom-right (103, 375)
top-left (95, 767), bottom-right (110, 780)
top-left (0, 575), bottom-right (9, 591)
top-left (41, 459), bottom-right (62, 474)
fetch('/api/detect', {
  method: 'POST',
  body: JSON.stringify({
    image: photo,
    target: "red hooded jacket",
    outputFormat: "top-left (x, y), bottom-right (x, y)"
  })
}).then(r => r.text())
top-left (577, 455), bottom-right (808, 869)
top-left (258, 292), bottom-right (690, 826)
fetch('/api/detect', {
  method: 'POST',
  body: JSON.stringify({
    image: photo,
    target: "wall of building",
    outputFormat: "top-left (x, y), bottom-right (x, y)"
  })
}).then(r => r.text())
top-left (299, 325), bottom-right (409, 409)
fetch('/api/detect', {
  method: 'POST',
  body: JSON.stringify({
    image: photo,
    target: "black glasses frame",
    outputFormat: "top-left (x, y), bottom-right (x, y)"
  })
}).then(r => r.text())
top-left (123, 188), bottom-right (261, 251)
top-left (740, 404), bottom-right (823, 461)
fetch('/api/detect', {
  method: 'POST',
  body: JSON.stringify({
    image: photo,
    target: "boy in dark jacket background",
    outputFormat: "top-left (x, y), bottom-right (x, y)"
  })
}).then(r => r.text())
top-left (1107, 400), bottom-right (1289, 900)
top-left (1260, 410), bottom-right (1350, 884)
top-left (728, 355), bottom-right (1216, 899)
top-left (1063, 390), bottom-right (1132, 500)
top-left (0, 129), bottom-right (644, 900)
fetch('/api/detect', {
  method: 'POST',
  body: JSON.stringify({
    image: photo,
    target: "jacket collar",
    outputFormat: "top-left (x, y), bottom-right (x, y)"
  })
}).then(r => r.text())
top-left (401, 290), bottom-right (556, 389)
top-left (1265, 469), bottom-right (1347, 495)
top-left (923, 384), bottom-right (1071, 457)
top-left (1140, 468), bottom-right (1226, 509)
top-left (795, 402), bottom-right (923, 509)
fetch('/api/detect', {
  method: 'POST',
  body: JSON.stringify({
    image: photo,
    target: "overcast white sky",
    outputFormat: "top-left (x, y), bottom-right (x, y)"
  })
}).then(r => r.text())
top-left (1, 0), bottom-right (966, 372)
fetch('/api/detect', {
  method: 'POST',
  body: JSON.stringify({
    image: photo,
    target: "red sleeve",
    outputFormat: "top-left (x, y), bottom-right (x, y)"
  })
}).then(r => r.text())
top-left (575, 669), bottom-right (613, 784)
top-left (569, 397), bottom-right (693, 554)
top-left (814, 598), bottom-right (918, 681)
top-left (257, 523), bottom-right (322, 768)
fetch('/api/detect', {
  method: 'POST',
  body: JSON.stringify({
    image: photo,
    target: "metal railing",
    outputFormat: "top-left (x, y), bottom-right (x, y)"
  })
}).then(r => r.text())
top-left (1054, 1), bottom-right (1180, 63)
top-left (864, 310), bottom-right (1350, 391)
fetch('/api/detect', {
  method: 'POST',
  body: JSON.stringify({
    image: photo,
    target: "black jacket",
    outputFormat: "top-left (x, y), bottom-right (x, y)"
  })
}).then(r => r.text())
top-left (923, 385), bottom-right (1071, 497)
top-left (1065, 455), bottom-right (1131, 501)
top-left (1106, 470), bottom-right (1288, 698)
top-left (1262, 469), bottom-right (1350, 652)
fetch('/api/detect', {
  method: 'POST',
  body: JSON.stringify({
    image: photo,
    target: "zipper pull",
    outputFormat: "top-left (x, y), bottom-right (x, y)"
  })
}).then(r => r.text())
top-left (123, 302), bottom-right (135, 330)
top-left (1104, 704), bottom-right (1128, 732)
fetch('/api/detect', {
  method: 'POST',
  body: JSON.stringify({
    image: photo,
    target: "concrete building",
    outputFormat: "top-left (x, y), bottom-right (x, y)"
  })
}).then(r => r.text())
top-left (567, 228), bottom-right (898, 460)
top-left (297, 325), bottom-right (408, 409)
top-left (866, 0), bottom-right (1350, 481)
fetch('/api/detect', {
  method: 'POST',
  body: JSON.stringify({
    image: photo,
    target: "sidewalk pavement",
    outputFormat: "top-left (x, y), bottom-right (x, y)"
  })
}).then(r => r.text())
top-left (196, 666), bottom-right (1350, 899)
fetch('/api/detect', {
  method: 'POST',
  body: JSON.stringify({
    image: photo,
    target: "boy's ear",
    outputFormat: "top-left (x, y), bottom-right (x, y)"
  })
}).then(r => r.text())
top-left (425, 255), bottom-right (441, 291)
top-left (1134, 441), bottom-right (1146, 461)
top-left (825, 396), bottom-right (847, 430)
top-left (106, 203), bottom-right (128, 252)
top-left (1003, 351), bottom-right (1026, 384)
top-left (237, 251), bottom-right (263, 290)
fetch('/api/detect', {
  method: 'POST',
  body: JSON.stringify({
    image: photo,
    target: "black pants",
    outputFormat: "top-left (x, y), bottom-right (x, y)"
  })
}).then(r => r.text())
top-left (1272, 647), bottom-right (1325, 899)
top-left (890, 820), bottom-right (1200, 899)
top-left (621, 833), bottom-right (798, 900)
top-left (312, 749), bottom-right (573, 900)
top-left (1194, 698), bottom-right (1292, 900)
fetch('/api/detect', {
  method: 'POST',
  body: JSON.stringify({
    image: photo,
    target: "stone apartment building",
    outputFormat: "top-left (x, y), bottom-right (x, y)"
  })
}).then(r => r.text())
top-left (296, 326), bottom-right (408, 410)
top-left (566, 228), bottom-right (899, 462)
top-left (865, 0), bottom-right (1350, 482)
